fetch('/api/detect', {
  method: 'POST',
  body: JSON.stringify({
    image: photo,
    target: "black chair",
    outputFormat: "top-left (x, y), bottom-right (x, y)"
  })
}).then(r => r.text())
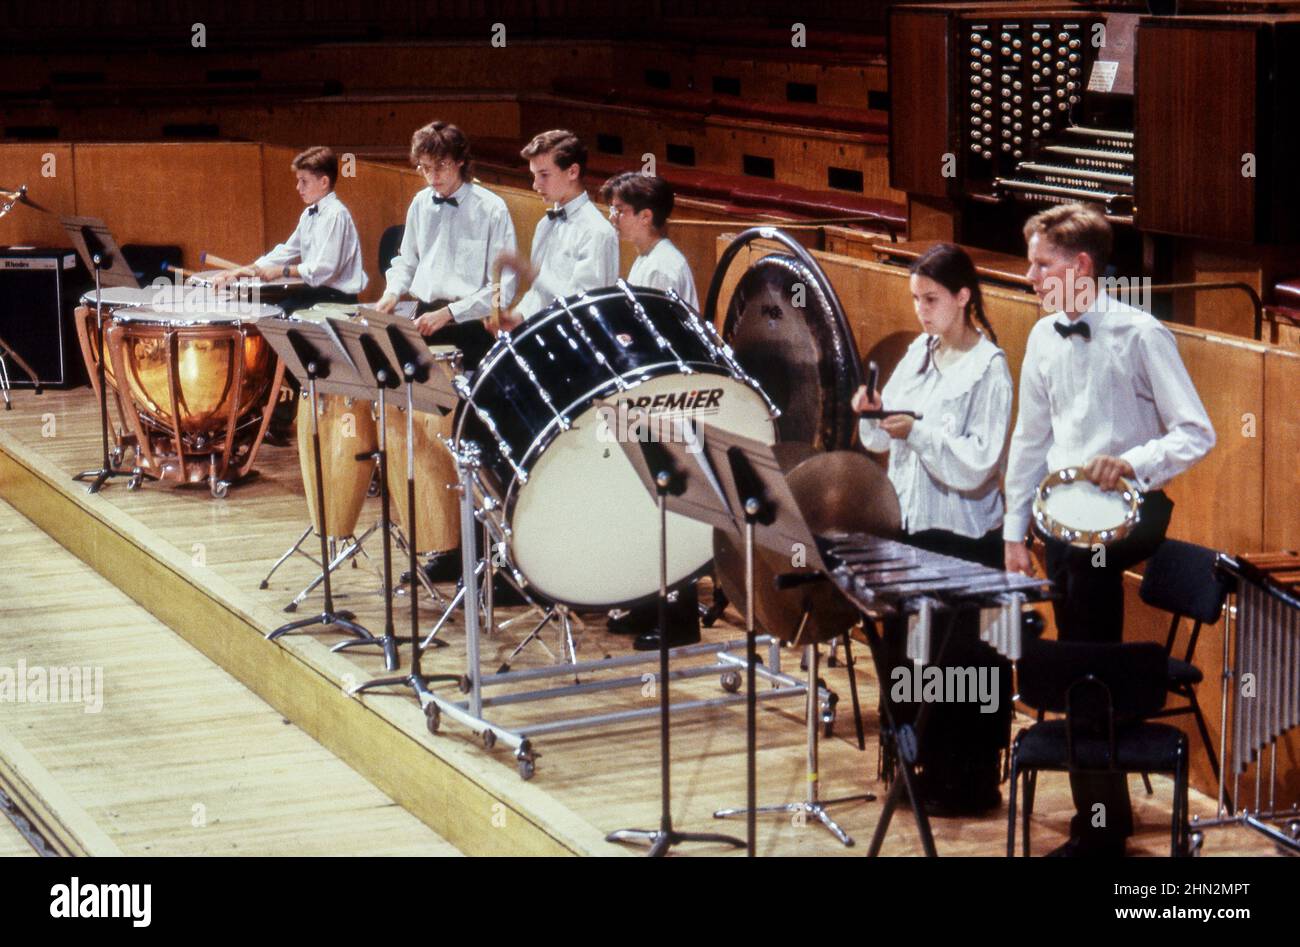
top-left (1007, 638), bottom-right (1190, 857)
top-left (1138, 538), bottom-right (1231, 800)
top-left (378, 224), bottom-right (404, 276)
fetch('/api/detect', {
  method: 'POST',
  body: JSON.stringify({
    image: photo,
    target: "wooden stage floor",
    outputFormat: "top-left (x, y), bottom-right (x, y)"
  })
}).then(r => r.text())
top-left (0, 387), bottom-right (1279, 857)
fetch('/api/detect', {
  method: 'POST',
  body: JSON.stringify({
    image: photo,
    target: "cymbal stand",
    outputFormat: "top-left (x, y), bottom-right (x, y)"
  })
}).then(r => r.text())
top-left (73, 256), bottom-right (131, 493)
top-left (714, 605), bottom-right (874, 847)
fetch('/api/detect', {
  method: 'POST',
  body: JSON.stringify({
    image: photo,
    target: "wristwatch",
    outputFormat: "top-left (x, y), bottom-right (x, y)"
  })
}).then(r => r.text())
top-left (282, 264), bottom-right (291, 278)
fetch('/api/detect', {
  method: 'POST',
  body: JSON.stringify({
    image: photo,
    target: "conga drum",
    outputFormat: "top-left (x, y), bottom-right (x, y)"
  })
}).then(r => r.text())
top-left (289, 304), bottom-right (378, 538)
top-left (383, 345), bottom-right (461, 556)
top-left (106, 302), bottom-right (285, 496)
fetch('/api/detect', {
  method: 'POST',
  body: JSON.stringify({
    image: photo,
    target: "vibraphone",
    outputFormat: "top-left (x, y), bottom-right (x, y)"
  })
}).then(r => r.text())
top-left (825, 533), bottom-right (1052, 660)
top-left (1206, 552), bottom-right (1300, 853)
top-left (819, 533), bottom-right (1054, 856)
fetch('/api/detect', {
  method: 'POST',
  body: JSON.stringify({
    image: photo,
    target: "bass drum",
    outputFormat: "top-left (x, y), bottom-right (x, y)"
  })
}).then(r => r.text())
top-left (456, 285), bottom-right (777, 609)
top-left (720, 252), bottom-right (863, 451)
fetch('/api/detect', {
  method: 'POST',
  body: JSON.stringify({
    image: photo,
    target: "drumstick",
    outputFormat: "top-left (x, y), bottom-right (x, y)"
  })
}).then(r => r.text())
top-left (858, 409), bottom-right (924, 420)
top-left (160, 261), bottom-right (190, 282)
top-left (199, 251), bottom-right (242, 271)
top-left (866, 360), bottom-right (879, 400)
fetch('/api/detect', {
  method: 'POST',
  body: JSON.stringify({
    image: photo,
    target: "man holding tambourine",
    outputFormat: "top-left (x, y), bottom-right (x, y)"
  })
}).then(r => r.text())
top-left (1002, 203), bottom-right (1216, 857)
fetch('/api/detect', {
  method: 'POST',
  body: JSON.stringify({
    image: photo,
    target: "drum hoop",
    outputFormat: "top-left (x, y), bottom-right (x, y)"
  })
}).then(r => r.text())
top-left (467, 286), bottom-right (681, 401)
top-left (113, 305), bottom-right (281, 326)
top-left (1032, 466), bottom-right (1141, 547)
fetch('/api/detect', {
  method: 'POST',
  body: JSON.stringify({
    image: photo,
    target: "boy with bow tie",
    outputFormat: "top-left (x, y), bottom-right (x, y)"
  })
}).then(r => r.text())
top-left (1003, 202), bottom-right (1215, 856)
top-left (499, 129), bottom-right (618, 329)
top-left (376, 121), bottom-right (518, 370)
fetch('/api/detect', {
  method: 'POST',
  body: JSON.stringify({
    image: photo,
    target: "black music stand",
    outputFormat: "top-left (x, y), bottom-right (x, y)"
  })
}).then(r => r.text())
top-left (258, 318), bottom-right (378, 650)
top-left (606, 424), bottom-right (745, 857)
top-left (698, 425), bottom-right (872, 849)
top-left (64, 216), bottom-right (139, 493)
top-left (346, 317), bottom-right (465, 704)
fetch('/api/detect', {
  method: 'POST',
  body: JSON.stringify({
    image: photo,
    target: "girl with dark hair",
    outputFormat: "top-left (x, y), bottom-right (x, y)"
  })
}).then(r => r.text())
top-left (851, 242), bottom-right (1014, 814)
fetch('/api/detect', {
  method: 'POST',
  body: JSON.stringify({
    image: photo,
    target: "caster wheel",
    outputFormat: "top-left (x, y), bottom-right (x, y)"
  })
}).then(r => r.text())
top-left (128, 475), bottom-right (142, 491)
top-left (211, 480), bottom-right (229, 499)
top-left (1288, 820), bottom-right (1300, 841)
top-left (720, 670), bottom-right (742, 693)
top-left (458, 675), bottom-right (472, 694)
top-left (425, 703), bottom-right (441, 734)
top-left (109, 447), bottom-right (124, 468)
top-left (1188, 831), bottom-right (1204, 857)
top-left (517, 757), bottom-right (535, 780)
top-left (482, 729), bottom-right (497, 749)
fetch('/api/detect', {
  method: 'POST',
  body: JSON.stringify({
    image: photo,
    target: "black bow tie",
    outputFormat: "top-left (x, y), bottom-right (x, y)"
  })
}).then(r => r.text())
top-left (433, 194), bottom-right (459, 207)
top-left (546, 207), bottom-right (567, 221)
top-left (1054, 320), bottom-right (1091, 341)
top-left (307, 205), bottom-right (319, 216)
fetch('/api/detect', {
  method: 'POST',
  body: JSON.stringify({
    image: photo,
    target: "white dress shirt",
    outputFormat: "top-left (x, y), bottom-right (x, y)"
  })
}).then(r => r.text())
top-left (517, 191), bottom-right (619, 318)
top-left (860, 333), bottom-right (1012, 539)
top-left (1002, 294), bottom-right (1216, 542)
top-left (628, 237), bottom-right (698, 310)
top-left (255, 191), bottom-right (368, 294)
top-left (383, 181), bottom-right (519, 324)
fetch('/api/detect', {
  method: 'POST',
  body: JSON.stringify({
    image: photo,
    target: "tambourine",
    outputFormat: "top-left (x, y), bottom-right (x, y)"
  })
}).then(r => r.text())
top-left (1032, 467), bottom-right (1141, 547)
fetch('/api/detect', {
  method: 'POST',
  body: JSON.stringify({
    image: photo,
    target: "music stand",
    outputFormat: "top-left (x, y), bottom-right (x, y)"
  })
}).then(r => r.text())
top-left (63, 216), bottom-right (139, 493)
top-left (257, 318), bottom-right (378, 649)
top-left (605, 416), bottom-right (745, 857)
top-left (346, 316), bottom-right (465, 702)
top-left (699, 424), bottom-right (873, 848)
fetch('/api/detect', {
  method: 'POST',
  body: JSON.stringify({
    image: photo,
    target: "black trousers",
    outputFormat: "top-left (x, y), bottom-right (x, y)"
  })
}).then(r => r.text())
top-left (271, 287), bottom-right (359, 432)
top-left (881, 527), bottom-right (1013, 813)
top-left (415, 299), bottom-right (496, 373)
top-left (1042, 489), bottom-right (1174, 847)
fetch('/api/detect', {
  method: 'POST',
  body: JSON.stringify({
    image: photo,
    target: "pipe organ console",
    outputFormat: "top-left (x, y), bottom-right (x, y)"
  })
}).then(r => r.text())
top-left (889, 3), bottom-right (1300, 247)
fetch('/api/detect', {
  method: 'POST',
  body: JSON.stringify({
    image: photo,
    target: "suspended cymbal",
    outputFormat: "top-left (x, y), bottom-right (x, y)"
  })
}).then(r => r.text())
top-left (713, 449), bottom-right (901, 645)
top-left (785, 449), bottom-right (902, 540)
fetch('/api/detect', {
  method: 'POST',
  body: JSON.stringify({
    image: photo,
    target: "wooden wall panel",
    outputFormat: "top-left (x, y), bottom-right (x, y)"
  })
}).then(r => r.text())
top-left (71, 143), bottom-right (267, 270)
top-left (1163, 335), bottom-right (1264, 554)
top-left (887, 9), bottom-right (950, 197)
top-left (1262, 347), bottom-right (1300, 550)
top-left (0, 145), bottom-right (77, 248)
top-left (1136, 21), bottom-right (1260, 242)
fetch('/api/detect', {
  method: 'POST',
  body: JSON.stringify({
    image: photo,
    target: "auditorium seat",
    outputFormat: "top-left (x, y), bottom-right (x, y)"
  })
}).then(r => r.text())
top-left (471, 136), bottom-right (906, 236)
top-left (1274, 277), bottom-right (1300, 309)
top-left (708, 95), bottom-right (887, 137)
top-left (725, 183), bottom-right (906, 233)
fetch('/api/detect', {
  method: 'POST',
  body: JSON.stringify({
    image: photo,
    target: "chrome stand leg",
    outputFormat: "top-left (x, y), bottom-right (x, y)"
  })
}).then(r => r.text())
top-left (259, 524), bottom-right (314, 589)
top-left (714, 639), bottom-right (873, 847)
